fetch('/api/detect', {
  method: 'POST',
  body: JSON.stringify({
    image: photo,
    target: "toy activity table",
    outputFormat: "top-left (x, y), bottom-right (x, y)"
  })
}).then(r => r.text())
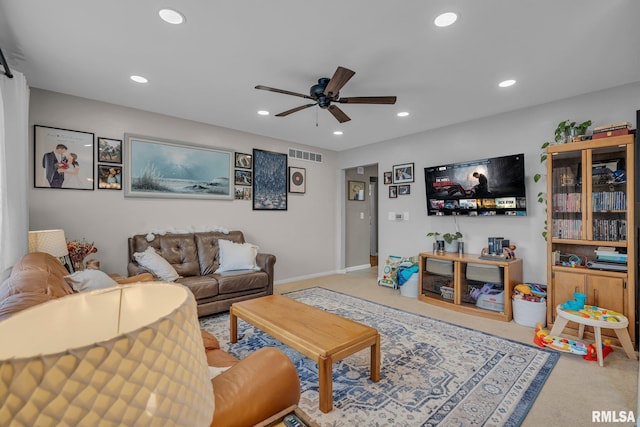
top-left (550, 305), bottom-right (637, 367)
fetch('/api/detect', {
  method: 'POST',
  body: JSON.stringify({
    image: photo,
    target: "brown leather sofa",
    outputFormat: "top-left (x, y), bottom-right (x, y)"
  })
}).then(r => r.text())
top-left (128, 231), bottom-right (275, 317)
top-left (0, 252), bottom-right (301, 427)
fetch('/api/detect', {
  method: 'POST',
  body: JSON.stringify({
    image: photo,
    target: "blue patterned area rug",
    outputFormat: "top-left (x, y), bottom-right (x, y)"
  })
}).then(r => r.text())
top-left (200, 287), bottom-right (558, 426)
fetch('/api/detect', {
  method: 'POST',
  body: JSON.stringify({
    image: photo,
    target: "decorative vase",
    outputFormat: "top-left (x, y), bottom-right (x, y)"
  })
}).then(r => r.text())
top-left (73, 259), bottom-right (84, 272)
top-left (444, 241), bottom-right (459, 253)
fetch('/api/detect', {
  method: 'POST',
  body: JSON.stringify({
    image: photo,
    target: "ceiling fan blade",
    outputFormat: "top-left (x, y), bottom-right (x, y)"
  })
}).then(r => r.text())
top-left (323, 66), bottom-right (356, 97)
top-left (275, 103), bottom-right (317, 117)
top-left (328, 105), bottom-right (351, 123)
top-left (337, 96), bottom-right (397, 104)
top-left (255, 85), bottom-right (312, 100)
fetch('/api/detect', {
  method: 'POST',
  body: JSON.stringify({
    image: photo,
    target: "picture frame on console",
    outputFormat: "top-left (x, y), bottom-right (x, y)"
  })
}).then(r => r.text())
top-left (253, 148), bottom-right (287, 210)
top-left (392, 162), bottom-right (414, 184)
top-left (34, 125), bottom-right (95, 190)
top-left (123, 134), bottom-right (233, 200)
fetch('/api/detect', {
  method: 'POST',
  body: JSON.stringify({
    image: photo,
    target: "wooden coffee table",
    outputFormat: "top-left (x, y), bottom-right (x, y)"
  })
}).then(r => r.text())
top-left (230, 295), bottom-right (381, 413)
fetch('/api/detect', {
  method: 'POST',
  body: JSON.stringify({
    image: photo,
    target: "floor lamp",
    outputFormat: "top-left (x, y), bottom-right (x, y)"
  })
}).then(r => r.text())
top-left (0, 283), bottom-right (214, 426)
top-left (28, 229), bottom-right (73, 272)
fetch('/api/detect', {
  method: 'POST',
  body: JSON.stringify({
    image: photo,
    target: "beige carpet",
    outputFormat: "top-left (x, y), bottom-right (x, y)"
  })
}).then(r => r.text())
top-left (275, 269), bottom-right (638, 427)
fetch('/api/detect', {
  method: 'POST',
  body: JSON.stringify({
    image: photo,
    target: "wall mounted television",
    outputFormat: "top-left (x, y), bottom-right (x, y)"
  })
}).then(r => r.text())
top-left (424, 153), bottom-right (527, 216)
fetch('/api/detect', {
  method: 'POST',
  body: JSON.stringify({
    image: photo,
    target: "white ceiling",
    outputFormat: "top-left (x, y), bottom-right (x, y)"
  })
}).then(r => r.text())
top-left (1, 1), bottom-right (639, 152)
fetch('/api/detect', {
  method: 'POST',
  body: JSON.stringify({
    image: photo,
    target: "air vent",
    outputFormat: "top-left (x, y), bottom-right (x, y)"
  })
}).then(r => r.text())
top-left (288, 148), bottom-right (323, 163)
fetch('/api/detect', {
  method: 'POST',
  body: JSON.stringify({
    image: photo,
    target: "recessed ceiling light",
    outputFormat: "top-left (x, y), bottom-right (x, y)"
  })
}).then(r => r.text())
top-left (434, 12), bottom-right (458, 27)
top-left (159, 8), bottom-right (185, 25)
top-left (397, 112), bottom-right (410, 117)
top-left (130, 75), bottom-right (148, 83)
top-left (333, 131), bottom-right (343, 135)
top-left (257, 110), bottom-right (269, 116)
top-left (499, 79), bottom-right (516, 88)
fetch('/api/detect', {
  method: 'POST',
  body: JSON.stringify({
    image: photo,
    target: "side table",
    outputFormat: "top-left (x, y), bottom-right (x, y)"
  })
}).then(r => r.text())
top-left (549, 305), bottom-right (637, 367)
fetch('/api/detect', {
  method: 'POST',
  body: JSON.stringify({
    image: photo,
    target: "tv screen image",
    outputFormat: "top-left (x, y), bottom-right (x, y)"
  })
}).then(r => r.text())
top-left (424, 153), bottom-right (526, 216)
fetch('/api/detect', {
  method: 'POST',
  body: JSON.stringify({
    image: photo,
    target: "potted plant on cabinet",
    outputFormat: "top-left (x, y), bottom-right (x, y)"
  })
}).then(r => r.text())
top-left (427, 231), bottom-right (462, 253)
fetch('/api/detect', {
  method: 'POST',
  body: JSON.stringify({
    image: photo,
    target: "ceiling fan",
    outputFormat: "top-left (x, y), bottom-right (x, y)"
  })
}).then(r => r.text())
top-left (255, 66), bottom-right (397, 123)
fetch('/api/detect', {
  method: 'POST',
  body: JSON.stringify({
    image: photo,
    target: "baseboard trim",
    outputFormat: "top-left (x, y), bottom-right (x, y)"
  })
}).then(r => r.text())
top-left (345, 264), bottom-right (372, 272)
top-left (274, 270), bottom-right (343, 285)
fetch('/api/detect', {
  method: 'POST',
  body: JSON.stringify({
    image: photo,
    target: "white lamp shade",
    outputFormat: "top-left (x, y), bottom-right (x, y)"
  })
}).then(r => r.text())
top-left (0, 283), bottom-right (214, 426)
top-left (28, 229), bottom-right (69, 257)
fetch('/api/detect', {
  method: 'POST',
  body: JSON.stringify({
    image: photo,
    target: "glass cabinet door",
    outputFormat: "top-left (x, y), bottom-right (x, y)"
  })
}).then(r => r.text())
top-left (550, 150), bottom-right (584, 240)
top-left (588, 144), bottom-right (629, 243)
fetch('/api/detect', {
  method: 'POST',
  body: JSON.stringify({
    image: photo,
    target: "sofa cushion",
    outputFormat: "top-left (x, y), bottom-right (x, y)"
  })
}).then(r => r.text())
top-left (178, 275), bottom-right (219, 300)
top-left (216, 270), bottom-right (269, 295)
top-left (130, 234), bottom-right (200, 277)
top-left (215, 239), bottom-right (260, 273)
top-left (134, 247), bottom-right (180, 281)
top-left (194, 231), bottom-right (245, 275)
top-left (65, 269), bottom-right (119, 292)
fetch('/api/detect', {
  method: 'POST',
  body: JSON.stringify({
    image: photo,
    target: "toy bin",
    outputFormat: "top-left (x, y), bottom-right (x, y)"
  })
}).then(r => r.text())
top-left (512, 298), bottom-right (547, 328)
top-left (400, 273), bottom-right (418, 298)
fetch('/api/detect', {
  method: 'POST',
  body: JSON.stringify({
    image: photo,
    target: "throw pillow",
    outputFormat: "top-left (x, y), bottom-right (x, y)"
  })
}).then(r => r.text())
top-left (133, 247), bottom-right (180, 282)
top-left (65, 269), bottom-right (119, 292)
top-left (215, 239), bottom-right (260, 273)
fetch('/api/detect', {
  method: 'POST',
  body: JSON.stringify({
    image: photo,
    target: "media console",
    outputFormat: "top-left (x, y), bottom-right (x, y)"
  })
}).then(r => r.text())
top-left (418, 251), bottom-right (523, 322)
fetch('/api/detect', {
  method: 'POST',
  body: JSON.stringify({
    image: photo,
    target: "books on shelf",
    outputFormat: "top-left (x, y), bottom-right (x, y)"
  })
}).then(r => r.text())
top-left (592, 121), bottom-right (633, 140)
top-left (593, 121), bottom-right (632, 132)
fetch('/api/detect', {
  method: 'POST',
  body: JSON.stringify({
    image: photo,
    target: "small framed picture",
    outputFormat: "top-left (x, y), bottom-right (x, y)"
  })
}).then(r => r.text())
top-left (383, 171), bottom-right (392, 185)
top-left (98, 137), bottom-right (122, 164)
top-left (235, 152), bottom-right (252, 169)
top-left (348, 180), bottom-right (365, 201)
top-left (289, 166), bottom-right (306, 193)
top-left (234, 169), bottom-right (253, 185)
top-left (398, 184), bottom-right (411, 195)
top-left (392, 162), bottom-right (414, 184)
top-left (389, 185), bottom-right (398, 198)
top-left (235, 186), bottom-right (252, 200)
top-left (98, 164), bottom-right (122, 190)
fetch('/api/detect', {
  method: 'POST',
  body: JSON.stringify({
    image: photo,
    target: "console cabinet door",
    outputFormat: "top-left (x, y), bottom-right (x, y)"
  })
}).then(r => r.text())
top-left (551, 271), bottom-right (585, 324)
top-left (585, 275), bottom-right (625, 314)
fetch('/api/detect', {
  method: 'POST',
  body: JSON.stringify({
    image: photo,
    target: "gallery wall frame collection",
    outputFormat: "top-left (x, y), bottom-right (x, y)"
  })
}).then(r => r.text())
top-left (97, 137), bottom-right (123, 190)
top-left (123, 133), bottom-right (234, 200)
top-left (234, 152), bottom-right (252, 200)
top-left (34, 125), bottom-right (301, 210)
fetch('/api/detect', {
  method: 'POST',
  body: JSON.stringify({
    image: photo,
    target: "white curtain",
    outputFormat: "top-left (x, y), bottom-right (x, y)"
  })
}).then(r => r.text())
top-left (0, 71), bottom-right (29, 278)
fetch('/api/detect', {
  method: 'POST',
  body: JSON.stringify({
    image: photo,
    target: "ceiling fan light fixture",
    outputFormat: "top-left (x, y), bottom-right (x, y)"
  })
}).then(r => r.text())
top-left (257, 110), bottom-right (270, 116)
top-left (397, 111), bottom-right (410, 117)
top-left (434, 12), bottom-right (458, 27)
top-left (499, 79), bottom-right (516, 88)
top-left (130, 75), bottom-right (148, 84)
top-left (159, 8), bottom-right (185, 25)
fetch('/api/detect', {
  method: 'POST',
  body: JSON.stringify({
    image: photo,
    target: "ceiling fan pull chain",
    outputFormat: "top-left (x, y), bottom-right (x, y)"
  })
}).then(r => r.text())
top-left (316, 105), bottom-right (319, 127)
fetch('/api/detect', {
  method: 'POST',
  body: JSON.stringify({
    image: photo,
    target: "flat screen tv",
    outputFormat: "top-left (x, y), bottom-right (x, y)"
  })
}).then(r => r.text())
top-left (424, 153), bottom-right (526, 216)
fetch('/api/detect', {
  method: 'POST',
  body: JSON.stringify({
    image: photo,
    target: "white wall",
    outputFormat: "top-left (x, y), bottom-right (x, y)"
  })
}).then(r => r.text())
top-left (339, 82), bottom-right (640, 285)
top-left (28, 89), bottom-right (339, 282)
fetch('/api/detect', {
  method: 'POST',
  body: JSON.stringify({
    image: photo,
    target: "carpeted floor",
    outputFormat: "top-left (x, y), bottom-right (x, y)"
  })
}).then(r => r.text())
top-left (200, 287), bottom-right (559, 426)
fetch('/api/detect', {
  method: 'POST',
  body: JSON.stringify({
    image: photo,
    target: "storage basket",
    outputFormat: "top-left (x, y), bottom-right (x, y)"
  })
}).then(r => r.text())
top-left (512, 298), bottom-right (547, 328)
top-left (440, 286), bottom-right (454, 301)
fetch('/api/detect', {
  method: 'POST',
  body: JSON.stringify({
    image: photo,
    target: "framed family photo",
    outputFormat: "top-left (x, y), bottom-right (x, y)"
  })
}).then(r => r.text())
top-left (392, 162), bottom-right (414, 184)
top-left (383, 171), bottom-right (392, 185)
top-left (98, 165), bottom-right (122, 190)
top-left (98, 137), bottom-right (122, 164)
top-left (34, 125), bottom-right (95, 190)
top-left (389, 185), bottom-right (398, 198)
top-left (235, 152), bottom-right (252, 169)
top-left (124, 134), bottom-right (233, 200)
top-left (348, 180), bottom-right (365, 201)
top-left (234, 169), bottom-right (253, 186)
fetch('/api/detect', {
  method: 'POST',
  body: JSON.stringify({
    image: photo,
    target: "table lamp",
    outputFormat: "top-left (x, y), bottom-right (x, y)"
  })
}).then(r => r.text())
top-left (0, 283), bottom-right (214, 426)
top-left (28, 229), bottom-right (72, 272)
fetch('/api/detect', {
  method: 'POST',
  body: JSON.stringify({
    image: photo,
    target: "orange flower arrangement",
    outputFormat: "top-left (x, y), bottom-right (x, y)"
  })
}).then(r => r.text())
top-left (67, 239), bottom-right (98, 264)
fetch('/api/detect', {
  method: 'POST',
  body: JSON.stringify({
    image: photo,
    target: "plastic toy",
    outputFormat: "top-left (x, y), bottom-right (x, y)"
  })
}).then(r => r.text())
top-left (560, 305), bottom-right (623, 322)
top-left (584, 340), bottom-right (613, 362)
top-left (533, 323), bottom-right (587, 355)
top-left (561, 292), bottom-right (586, 310)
